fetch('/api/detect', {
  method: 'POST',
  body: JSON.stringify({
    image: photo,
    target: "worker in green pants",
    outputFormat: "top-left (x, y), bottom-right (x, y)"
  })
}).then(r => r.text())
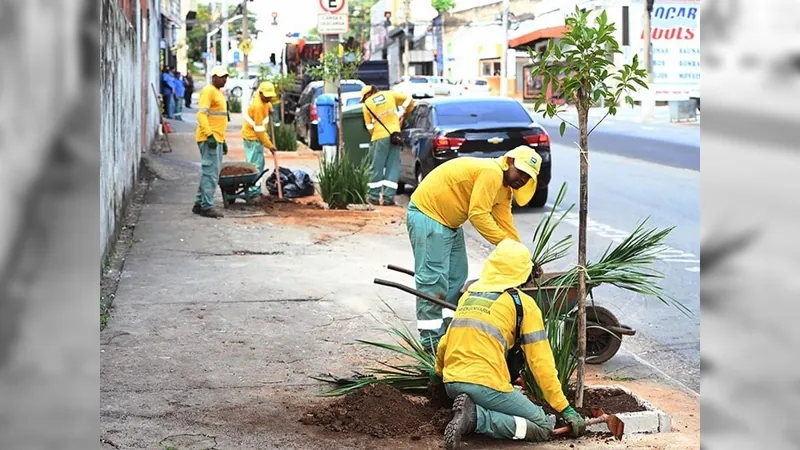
top-left (361, 85), bottom-right (414, 206)
top-left (192, 66), bottom-right (229, 218)
top-left (431, 239), bottom-right (587, 449)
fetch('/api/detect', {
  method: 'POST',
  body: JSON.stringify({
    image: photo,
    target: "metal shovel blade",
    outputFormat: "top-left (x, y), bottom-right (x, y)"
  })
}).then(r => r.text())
top-left (590, 408), bottom-right (625, 440)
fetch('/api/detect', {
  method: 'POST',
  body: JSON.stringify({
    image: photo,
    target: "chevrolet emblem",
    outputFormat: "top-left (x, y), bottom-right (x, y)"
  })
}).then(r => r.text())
top-left (488, 137), bottom-right (504, 144)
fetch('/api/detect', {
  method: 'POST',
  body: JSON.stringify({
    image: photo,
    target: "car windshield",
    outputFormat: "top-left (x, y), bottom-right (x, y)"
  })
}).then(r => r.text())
top-left (409, 77), bottom-right (429, 84)
top-left (434, 101), bottom-right (532, 126)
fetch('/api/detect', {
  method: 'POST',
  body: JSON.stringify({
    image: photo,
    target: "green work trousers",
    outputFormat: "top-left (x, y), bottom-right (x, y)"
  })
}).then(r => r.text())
top-left (445, 382), bottom-right (552, 442)
top-left (243, 139), bottom-right (265, 198)
top-left (407, 201), bottom-right (468, 351)
top-left (367, 137), bottom-right (401, 203)
top-left (194, 140), bottom-right (223, 210)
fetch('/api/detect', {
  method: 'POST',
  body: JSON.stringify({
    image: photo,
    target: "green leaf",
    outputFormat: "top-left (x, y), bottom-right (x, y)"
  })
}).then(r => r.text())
top-left (625, 95), bottom-right (634, 106)
top-left (632, 77), bottom-right (648, 89)
top-left (559, 121), bottom-right (567, 136)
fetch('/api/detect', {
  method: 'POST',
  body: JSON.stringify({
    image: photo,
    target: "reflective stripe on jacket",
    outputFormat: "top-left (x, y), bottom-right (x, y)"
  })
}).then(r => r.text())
top-left (242, 96), bottom-right (274, 148)
top-left (195, 84), bottom-right (228, 143)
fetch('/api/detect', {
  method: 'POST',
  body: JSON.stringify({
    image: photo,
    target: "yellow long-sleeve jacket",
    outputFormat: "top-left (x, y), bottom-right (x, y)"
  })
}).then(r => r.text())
top-left (242, 96), bottom-right (275, 149)
top-left (362, 91), bottom-right (414, 142)
top-left (409, 157), bottom-right (524, 245)
top-left (195, 84), bottom-right (228, 143)
top-left (434, 241), bottom-right (570, 414)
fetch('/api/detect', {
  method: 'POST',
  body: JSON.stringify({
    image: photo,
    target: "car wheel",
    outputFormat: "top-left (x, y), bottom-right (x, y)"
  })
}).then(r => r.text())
top-left (416, 165), bottom-right (424, 186)
top-left (397, 181), bottom-right (406, 195)
top-left (528, 187), bottom-right (548, 208)
top-left (309, 124), bottom-right (321, 150)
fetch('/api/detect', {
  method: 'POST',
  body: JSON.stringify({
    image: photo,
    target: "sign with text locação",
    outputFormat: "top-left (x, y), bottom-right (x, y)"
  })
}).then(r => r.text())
top-left (318, 0), bottom-right (349, 34)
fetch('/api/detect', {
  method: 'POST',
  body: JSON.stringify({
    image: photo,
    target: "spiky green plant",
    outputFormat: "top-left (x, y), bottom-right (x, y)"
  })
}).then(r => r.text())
top-left (530, 182), bottom-right (574, 272)
top-left (273, 125), bottom-right (298, 151)
top-left (317, 155), bottom-right (370, 208)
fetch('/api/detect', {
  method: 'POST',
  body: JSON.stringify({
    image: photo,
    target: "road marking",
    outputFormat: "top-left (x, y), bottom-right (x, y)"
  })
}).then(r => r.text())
top-left (547, 206), bottom-right (699, 272)
top-left (640, 126), bottom-right (657, 131)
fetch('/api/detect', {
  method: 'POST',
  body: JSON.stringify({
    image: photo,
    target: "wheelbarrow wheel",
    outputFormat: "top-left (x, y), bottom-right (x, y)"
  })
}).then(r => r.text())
top-left (573, 305), bottom-right (623, 365)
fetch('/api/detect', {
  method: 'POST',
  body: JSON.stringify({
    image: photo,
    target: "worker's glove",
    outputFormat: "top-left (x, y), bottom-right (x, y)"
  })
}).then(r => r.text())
top-left (207, 135), bottom-right (217, 150)
top-left (222, 142), bottom-right (228, 155)
top-left (561, 406), bottom-right (587, 438)
top-left (428, 366), bottom-right (443, 385)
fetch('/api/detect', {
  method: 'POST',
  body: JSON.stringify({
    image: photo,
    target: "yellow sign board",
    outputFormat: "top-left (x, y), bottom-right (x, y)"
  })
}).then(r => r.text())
top-left (238, 39), bottom-right (252, 56)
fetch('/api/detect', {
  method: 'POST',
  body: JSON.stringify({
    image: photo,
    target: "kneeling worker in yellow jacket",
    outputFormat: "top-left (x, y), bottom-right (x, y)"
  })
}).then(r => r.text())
top-left (434, 239), bottom-right (587, 449)
top-left (408, 145), bottom-right (540, 351)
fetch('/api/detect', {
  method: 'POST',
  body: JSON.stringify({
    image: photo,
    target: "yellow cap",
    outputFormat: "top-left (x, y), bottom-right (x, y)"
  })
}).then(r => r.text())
top-left (210, 66), bottom-right (229, 78)
top-left (258, 81), bottom-right (277, 98)
top-left (467, 239), bottom-right (532, 293)
top-left (360, 85), bottom-right (375, 101)
top-left (496, 145), bottom-right (542, 207)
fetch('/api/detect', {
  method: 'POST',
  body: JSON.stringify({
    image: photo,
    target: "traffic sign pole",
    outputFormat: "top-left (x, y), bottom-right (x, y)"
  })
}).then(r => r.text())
top-left (243, 0), bottom-right (249, 79)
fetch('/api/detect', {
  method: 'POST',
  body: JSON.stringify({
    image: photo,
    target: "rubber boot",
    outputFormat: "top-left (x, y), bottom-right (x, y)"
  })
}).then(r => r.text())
top-left (199, 207), bottom-right (224, 218)
top-left (444, 394), bottom-right (477, 450)
top-left (524, 420), bottom-right (552, 442)
top-left (192, 204), bottom-right (201, 214)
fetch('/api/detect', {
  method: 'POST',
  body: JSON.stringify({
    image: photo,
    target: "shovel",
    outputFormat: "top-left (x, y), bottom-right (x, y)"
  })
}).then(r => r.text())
top-left (270, 150), bottom-right (289, 203)
top-left (552, 408), bottom-right (624, 440)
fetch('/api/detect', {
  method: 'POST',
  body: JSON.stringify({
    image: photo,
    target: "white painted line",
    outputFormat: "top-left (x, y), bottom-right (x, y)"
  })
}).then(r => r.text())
top-left (659, 258), bottom-right (701, 264)
top-left (641, 126), bottom-right (657, 131)
top-left (685, 267), bottom-right (700, 273)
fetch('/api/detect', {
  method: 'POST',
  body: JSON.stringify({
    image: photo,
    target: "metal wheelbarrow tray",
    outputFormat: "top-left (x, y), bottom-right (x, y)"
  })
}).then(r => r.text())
top-left (217, 162), bottom-right (269, 207)
top-left (376, 265), bottom-right (636, 365)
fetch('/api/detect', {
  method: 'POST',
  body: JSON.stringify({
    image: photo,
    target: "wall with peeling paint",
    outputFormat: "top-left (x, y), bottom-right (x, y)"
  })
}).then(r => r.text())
top-left (101, 0), bottom-right (160, 264)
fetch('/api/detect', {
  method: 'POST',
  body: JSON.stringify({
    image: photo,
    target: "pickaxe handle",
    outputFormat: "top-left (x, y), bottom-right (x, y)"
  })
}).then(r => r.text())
top-left (373, 278), bottom-right (456, 311)
top-left (552, 415), bottom-right (608, 436)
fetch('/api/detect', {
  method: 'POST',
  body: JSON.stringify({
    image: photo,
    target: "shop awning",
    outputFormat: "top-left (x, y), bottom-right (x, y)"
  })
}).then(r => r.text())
top-left (508, 25), bottom-right (567, 49)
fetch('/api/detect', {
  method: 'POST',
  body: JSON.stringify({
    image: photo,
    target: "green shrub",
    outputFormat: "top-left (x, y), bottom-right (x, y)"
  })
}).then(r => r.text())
top-left (274, 125), bottom-right (298, 151)
top-left (318, 155), bottom-right (370, 208)
top-left (228, 96), bottom-right (242, 113)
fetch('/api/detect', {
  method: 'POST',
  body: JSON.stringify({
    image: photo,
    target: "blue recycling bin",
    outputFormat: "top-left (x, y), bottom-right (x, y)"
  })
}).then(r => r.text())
top-left (316, 94), bottom-right (338, 146)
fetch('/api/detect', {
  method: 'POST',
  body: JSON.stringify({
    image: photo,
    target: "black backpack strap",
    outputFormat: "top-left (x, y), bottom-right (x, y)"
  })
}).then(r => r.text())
top-left (364, 103), bottom-right (392, 135)
top-left (506, 288), bottom-right (524, 349)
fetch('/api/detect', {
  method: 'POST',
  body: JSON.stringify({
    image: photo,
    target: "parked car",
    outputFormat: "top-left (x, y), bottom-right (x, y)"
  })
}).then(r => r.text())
top-left (223, 73), bottom-right (261, 98)
top-left (294, 79), bottom-right (365, 150)
top-left (392, 76), bottom-right (436, 99)
top-left (396, 97), bottom-right (551, 207)
top-left (429, 76), bottom-right (454, 96)
top-left (452, 78), bottom-right (492, 97)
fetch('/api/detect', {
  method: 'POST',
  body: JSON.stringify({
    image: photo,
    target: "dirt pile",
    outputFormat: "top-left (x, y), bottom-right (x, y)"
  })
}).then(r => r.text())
top-left (220, 166), bottom-right (256, 177)
top-left (301, 384), bottom-right (451, 439)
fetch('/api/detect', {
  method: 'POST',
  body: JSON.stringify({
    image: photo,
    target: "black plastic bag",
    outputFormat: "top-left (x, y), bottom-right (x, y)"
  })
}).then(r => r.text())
top-left (266, 167), bottom-right (315, 199)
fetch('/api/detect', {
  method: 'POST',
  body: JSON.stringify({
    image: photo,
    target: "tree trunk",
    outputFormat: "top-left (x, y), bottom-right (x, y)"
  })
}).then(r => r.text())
top-left (280, 96), bottom-right (285, 125)
top-left (336, 83), bottom-right (344, 161)
top-left (575, 102), bottom-right (590, 409)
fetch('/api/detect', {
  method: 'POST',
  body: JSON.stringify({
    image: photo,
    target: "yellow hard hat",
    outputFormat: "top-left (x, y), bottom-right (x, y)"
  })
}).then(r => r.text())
top-left (258, 81), bottom-right (277, 98)
top-left (210, 65), bottom-right (229, 78)
top-left (467, 239), bottom-right (533, 293)
top-left (496, 145), bottom-right (542, 207)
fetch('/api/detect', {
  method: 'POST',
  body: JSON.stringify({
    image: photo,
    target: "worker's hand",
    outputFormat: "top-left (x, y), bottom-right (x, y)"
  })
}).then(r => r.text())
top-left (428, 366), bottom-right (443, 385)
top-left (207, 135), bottom-right (218, 150)
top-left (268, 146), bottom-right (277, 155)
top-left (222, 142), bottom-right (228, 155)
top-left (561, 406), bottom-right (587, 438)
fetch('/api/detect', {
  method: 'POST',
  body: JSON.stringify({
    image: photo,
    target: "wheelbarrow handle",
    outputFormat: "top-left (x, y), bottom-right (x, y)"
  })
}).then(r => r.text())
top-left (373, 278), bottom-right (456, 311)
top-left (386, 264), bottom-right (415, 277)
top-left (254, 168), bottom-right (270, 183)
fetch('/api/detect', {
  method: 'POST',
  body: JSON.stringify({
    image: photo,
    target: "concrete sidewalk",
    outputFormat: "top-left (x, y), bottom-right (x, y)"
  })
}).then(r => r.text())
top-left (101, 124), bottom-right (699, 448)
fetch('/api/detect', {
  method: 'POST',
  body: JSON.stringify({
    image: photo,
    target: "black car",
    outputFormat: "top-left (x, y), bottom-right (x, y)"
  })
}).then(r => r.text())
top-left (294, 80), bottom-right (364, 150)
top-left (397, 97), bottom-right (552, 207)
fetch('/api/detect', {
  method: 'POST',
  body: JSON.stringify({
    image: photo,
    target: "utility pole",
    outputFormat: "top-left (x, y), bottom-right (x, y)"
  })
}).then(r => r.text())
top-left (403, 0), bottom-right (411, 76)
top-left (242, 0), bottom-right (248, 79)
top-left (641, 0), bottom-right (655, 120)
top-left (499, 0), bottom-right (510, 97)
top-left (221, 0), bottom-right (229, 69)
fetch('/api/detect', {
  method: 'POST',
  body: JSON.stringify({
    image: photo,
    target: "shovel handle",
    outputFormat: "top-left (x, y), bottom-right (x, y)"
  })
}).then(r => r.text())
top-left (552, 415), bottom-right (608, 436)
top-left (386, 264), bottom-right (415, 277)
top-left (271, 151), bottom-right (283, 199)
top-left (373, 278), bottom-right (456, 311)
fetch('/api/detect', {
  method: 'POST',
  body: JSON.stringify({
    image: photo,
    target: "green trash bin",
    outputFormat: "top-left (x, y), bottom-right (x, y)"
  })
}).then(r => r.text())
top-left (341, 104), bottom-right (372, 166)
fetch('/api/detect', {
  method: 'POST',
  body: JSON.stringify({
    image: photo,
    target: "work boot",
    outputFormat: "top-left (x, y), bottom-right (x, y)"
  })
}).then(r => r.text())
top-left (198, 207), bottom-right (224, 218)
top-left (444, 394), bottom-right (477, 450)
top-left (192, 204), bottom-right (201, 214)
top-left (524, 421), bottom-right (552, 442)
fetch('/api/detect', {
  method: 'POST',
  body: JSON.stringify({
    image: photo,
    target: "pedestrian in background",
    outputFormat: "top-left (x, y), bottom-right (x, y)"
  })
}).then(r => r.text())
top-left (360, 85), bottom-right (414, 206)
top-left (172, 69), bottom-right (185, 121)
top-left (192, 66), bottom-right (229, 218)
top-left (184, 72), bottom-right (194, 108)
top-left (242, 81), bottom-right (278, 201)
top-left (160, 67), bottom-right (175, 118)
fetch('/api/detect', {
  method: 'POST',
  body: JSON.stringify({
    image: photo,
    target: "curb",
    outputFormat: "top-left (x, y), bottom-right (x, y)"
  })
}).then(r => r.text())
top-left (543, 384), bottom-right (672, 437)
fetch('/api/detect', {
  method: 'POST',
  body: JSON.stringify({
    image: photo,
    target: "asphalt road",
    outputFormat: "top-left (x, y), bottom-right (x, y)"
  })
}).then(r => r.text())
top-left (401, 124), bottom-right (701, 392)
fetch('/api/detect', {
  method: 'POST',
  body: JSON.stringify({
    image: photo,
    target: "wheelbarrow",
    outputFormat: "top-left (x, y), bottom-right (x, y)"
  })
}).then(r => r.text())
top-left (377, 265), bottom-right (636, 365)
top-left (217, 162), bottom-right (269, 207)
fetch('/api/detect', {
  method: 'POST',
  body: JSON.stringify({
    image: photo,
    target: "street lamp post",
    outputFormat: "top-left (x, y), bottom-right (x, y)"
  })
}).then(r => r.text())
top-left (500, 0), bottom-right (510, 97)
top-left (206, 14), bottom-right (244, 83)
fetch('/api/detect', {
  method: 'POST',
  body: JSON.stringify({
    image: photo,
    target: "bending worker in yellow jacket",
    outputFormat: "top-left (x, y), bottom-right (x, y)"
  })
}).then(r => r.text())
top-left (192, 65), bottom-right (229, 218)
top-left (361, 85), bottom-right (414, 206)
top-left (408, 145), bottom-right (540, 351)
top-left (242, 81), bottom-right (278, 199)
top-left (435, 239), bottom-right (587, 449)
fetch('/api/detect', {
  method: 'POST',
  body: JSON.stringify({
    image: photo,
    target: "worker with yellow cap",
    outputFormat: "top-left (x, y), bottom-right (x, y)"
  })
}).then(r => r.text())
top-left (407, 146), bottom-right (541, 351)
top-left (360, 85), bottom-right (414, 206)
top-left (434, 239), bottom-right (587, 449)
top-left (242, 81), bottom-right (279, 200)
top-left (192, 65), bottom-right (229, 218)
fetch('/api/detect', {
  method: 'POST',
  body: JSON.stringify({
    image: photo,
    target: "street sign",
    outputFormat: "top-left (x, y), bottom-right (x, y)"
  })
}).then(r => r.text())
top-left (238, 39), bottom-right (252, 56)
top-left (318, 0), bottom-right (346, 14)
top-left (317, 13), bottom-right (349, 34)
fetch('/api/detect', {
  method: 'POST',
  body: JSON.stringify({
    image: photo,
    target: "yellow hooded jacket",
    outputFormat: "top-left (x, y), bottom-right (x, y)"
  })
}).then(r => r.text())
top-left (195, 84), bottom-right (228, 143)
top-left (434, 239), bottom-right (570, 414)
top-left (242, 95), bottom-right (275, 149)
top-left (409, 157), bottom-right (523, 245)
top-left (362, 90), bottom-right (414, 142)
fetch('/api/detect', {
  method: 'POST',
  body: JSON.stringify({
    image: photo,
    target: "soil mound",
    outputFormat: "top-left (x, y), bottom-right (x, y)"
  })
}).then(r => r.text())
top-left (301, 384), bottom-right (451, 439)
top-left (220, 166), bottom-right (256, 177)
